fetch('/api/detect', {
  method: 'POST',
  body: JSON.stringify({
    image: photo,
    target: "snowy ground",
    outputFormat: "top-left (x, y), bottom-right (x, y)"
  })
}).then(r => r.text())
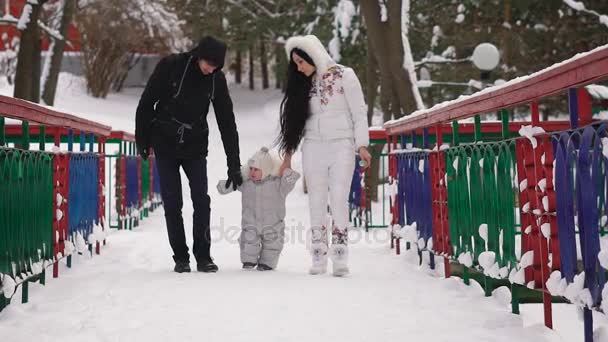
top-left (0, 75), bottom-right (602, 341)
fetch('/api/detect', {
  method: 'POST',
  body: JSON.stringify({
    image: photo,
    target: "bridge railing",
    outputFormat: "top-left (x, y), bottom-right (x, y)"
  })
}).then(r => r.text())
top-left (382, 45), bottom-right (608, 341)
top-left (0, 97), bottom-right (160, 313)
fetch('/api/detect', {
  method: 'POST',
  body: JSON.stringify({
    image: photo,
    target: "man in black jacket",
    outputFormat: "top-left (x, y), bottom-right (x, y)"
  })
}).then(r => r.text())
top-left (135, 36), bottom-right (242, 273)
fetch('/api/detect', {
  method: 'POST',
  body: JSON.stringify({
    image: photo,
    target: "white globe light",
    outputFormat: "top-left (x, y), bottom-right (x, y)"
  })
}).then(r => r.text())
top-left (472, 43), bottom-right (500, 71)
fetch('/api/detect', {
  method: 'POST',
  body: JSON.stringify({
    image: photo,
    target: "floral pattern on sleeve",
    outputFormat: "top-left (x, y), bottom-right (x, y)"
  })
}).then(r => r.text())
top-left (310, 66), bottom-right (345, 106)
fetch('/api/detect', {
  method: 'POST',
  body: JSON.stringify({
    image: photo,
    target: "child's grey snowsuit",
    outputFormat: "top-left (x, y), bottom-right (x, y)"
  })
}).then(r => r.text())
top-left (217, 169), bottom-right (300, 268)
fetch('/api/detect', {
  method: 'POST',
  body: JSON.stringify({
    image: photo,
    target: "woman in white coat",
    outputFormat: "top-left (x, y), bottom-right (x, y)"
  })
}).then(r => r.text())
top-left (277, 35), bottom-right (371, 277)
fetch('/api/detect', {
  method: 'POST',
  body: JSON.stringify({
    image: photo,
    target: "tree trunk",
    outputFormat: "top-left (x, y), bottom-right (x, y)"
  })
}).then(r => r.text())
top-left (112, 53), bottom-right (142, 92)
top-left (248, 44), bottom-right (254, 90)
top-left (42, 0), bottom-right (77, 106)
top-left (14, 1), bottom-right (47, 102)
top-left (365, 31), bottom-right (382, 202)
top-left (365, 36), bottom-right (378, 123)
top-left (275, 43), bottom-right (282, 89)
top-left (235, 49), bottom-right (242, 84)
top-left (260, 39), bottom-right (269, 89)
top-left (361, 0), bottom-right (419, 203)
top-left (360, 0), bottom-right (417, 119)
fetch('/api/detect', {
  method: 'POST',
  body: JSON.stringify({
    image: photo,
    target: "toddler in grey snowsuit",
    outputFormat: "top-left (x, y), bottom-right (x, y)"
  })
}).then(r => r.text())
top-left (217, 147), bottom-right (300, 271)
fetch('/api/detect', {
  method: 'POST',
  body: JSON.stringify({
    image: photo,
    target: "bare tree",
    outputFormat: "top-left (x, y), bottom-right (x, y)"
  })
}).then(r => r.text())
top-left (260, 38), bottom-right (269, 89)
top-left (78, 0), bottom-right (186, 98)
top-left (248, 43), bottom-right (254, 90)
top-left (14, 0), bottom-right (50, 102)
top-left (42, 0), bottom-right (77, 105)
top-left (360, 0), bottom-right (417, 120)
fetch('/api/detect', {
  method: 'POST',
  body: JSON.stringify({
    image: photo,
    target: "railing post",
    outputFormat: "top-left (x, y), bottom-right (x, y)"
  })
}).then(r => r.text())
top-left (39, 126), bottom-right (46, 151)
top-left (474, 115), bottom-right (481, 142)
top-left (0, 116), bottom-right (5, 146)
top-left (577, 87), bottom-right (593, 127)
top-left (79, 131), bottom-right (86, 152)
top-left (66, 128), bottom-right (73, 268)
top-left (501, 109), bottom-right (510, 140)
top-left (21, 120), bottom-right (30, 150)
top-left (68, 129), bottom-right (74, 152)
top-left (452, 121), bottom-right (459, 147)
top-left (568, 88), bottom-right (579, 129)
top-left (88, 133), bottom-right (94, 153)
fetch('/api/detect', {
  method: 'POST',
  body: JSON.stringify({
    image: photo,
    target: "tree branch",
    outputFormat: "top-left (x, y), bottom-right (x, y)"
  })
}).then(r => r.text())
top-left (0, 17), bottom-right (64, 41)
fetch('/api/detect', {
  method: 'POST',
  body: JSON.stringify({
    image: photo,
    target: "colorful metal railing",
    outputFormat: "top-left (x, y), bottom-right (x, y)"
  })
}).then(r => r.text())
top-left (0, 98), bottom-right (160, 312)
top-left (383, 45), bottom-right (608, 341)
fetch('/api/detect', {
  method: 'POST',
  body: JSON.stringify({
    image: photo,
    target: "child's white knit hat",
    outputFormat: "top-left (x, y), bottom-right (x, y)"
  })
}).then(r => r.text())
top-left (247, 147), bottom-right (277, 179)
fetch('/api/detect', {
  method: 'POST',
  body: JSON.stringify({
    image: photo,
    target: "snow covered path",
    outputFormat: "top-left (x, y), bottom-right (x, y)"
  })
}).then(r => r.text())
top-left (0, 82), bottom-right (578, 341)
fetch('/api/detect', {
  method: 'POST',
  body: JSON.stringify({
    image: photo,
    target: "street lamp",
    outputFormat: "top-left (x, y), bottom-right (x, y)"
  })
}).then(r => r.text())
top-left (471, 43), bottom-right (500, 89)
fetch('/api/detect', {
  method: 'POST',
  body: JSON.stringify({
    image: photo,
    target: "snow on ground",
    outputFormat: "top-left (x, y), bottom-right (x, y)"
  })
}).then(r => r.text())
top-left (0, 75), bottom-right (599, 341)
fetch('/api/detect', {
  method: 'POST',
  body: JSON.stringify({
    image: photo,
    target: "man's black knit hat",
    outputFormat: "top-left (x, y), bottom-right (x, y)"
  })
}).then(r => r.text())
top-left (191, 36), bottom-right (227, 69)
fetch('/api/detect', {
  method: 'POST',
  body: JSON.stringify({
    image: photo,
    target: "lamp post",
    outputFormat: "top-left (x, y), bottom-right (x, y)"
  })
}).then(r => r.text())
top-left (471, 43), bottom-right (500, 89)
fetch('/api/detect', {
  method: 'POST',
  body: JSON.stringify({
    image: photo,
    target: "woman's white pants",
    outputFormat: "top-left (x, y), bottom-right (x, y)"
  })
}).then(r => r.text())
top-left (302, 138), bottom-right (355, 273)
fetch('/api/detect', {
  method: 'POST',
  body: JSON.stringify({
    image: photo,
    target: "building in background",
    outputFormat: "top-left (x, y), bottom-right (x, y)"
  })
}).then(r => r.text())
top-left (0, 0), bottom-right (158, 88)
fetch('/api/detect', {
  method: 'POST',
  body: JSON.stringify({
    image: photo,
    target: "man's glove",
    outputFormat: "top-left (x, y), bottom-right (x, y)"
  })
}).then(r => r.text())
top-left (225, 169), bottom-right (243, 191)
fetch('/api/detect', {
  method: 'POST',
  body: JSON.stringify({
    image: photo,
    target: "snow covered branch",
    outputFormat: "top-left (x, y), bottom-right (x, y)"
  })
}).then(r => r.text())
top-left (563, 0), bottom-right (608, 28)
top-left (0, 13), bottom-right (64, 41)
top-left (225, 0), bottom-right (280, 19)
top-left (414, 56), bottom-right (471, 68)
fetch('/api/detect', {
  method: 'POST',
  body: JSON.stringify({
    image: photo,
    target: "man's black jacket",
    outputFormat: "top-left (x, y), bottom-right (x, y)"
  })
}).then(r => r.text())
top-left (135, 38), bottom-right (240, 174)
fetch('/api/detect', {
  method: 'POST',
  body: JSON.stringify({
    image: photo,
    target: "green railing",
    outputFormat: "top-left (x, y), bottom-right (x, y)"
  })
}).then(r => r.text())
top-left (0, 148), bottom-right (53, 279)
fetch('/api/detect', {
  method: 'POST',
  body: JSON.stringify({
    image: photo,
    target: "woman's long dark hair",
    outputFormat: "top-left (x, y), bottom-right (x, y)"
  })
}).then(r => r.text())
top-left (277, 48), bottom-right (315, 156)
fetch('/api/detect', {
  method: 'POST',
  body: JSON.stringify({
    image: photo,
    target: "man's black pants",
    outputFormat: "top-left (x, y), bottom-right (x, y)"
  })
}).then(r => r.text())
top-left (155, 154), bottom-right (211, 264)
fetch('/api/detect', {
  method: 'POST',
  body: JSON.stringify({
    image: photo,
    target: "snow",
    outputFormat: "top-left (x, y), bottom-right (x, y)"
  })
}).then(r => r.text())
top-left (602, 137), bottom-right (608, 159)
top-left (563, 0), bottom-right (586, 12)
top-left (398, 222), bottom-right (418, 242)
top-left (379, 0), bottom-right (387, 22)
top-left (334, 0), bottom-right (356, 38)
top-left (509, 267), bottom-right (526, 285)
top-left (457, 251), bottom-right (473, 267)
top-left (493, 286), bottom-right (512, 307)
top-left (16, 0), bottom-right (34, 30)
top-left (519, 179), bottom-right (528, 192)
top-left (542, 196), bottom-right (549, 212)
top-left (55, 208), bottom-right (63, 221)
top-left (478, 251), bottom-right (495, 270)
top-left (0, 75), bottom-right (591, 342)
top-left (541, 223), bottom-right (551, 239)
top-left (520, 250), bottom-right (534, 268)
top-left (479, 223), bottom-right (489, 244)
top-left (455, 14), bottom-right (465, 24)
top-left (518, 125), bottom-right (546, 149)
top-left (599, 250), bottom-right (608, 269)
top-left (585, 84), bottom-right (608, 100)
top-left (547, 271), bottom-right (568, 296)
top-left (329, 0), bottom-right (357, 62)
top-left (538, 178), bottom-right (547, 192)
top-left (564, 272), bottom-right (589, 307)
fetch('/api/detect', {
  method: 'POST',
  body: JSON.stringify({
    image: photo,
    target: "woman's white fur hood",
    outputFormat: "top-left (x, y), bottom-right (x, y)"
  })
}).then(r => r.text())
top-left (285, 35), bottom-right (336, 76)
